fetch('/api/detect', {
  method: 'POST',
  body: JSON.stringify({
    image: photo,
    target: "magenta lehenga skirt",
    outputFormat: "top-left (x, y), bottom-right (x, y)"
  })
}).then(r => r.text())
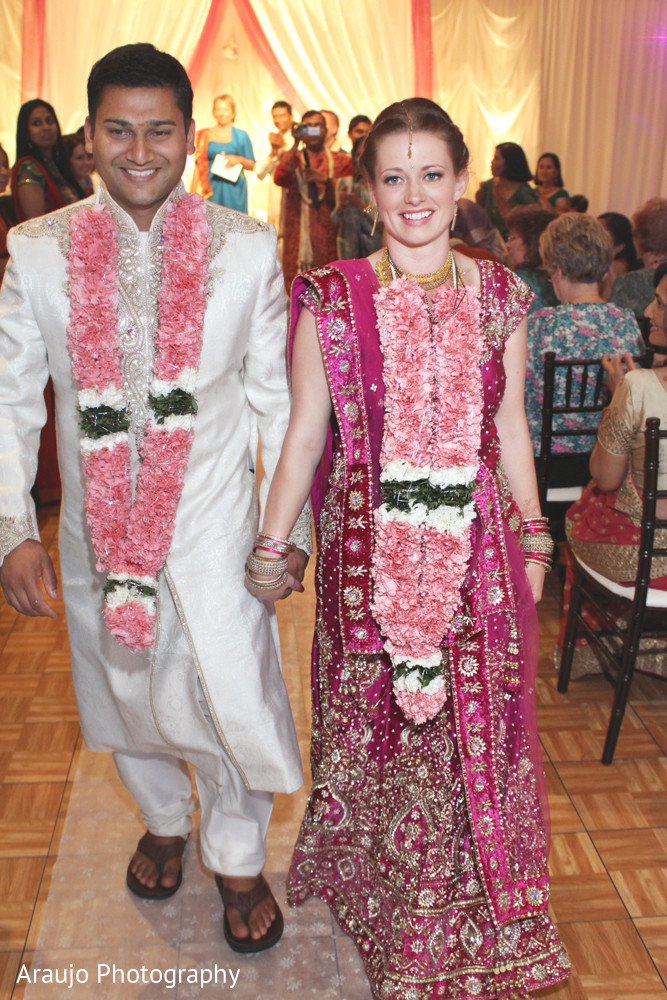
top-left (287, 475), bottom-right (570, 1000)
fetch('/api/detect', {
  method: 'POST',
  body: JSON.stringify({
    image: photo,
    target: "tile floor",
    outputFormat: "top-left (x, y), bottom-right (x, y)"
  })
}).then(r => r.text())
top-left (1, 507), bottom-right (666, 998)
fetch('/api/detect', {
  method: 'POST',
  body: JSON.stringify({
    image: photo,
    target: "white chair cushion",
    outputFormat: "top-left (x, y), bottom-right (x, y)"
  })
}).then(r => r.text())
top-left (547, 486), bottom-right (583, 503)
top-left (575, 556), bottom-right (667, 608)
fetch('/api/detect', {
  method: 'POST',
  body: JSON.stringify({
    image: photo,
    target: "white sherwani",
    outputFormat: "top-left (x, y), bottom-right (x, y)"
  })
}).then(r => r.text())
top-left (0, 184), bottom-right (303, 795)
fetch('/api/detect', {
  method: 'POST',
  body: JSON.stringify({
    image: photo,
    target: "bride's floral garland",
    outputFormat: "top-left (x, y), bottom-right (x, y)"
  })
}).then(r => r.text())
top-left (67, 195), bottom-right (211, 652)
top-left (372, 276), bottom-right (484, 725)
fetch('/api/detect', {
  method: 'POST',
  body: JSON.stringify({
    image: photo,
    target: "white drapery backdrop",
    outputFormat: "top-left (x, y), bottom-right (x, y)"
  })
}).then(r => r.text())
top-left (1, 0), bottom-right (665, 218)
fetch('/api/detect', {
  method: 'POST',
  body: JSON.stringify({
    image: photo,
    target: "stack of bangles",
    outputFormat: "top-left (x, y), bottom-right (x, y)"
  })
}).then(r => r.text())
top-left (521, 516), bottom-right (554, 570)
top-left (245, 532), bottom-right (294, 590)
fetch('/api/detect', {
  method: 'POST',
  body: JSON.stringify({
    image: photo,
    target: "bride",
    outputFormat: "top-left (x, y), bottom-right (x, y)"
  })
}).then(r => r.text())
top-left (246, 98), bottom-right (570, 999)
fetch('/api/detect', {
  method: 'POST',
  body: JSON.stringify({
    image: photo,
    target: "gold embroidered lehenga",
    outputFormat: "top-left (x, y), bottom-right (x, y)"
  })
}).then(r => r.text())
top-left (286, 258), bottom-right (570, 999)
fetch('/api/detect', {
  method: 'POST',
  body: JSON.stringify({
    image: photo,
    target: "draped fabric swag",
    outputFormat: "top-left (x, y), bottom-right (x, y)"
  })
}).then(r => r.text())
top-left (0, 0), bottom-right (665, 219)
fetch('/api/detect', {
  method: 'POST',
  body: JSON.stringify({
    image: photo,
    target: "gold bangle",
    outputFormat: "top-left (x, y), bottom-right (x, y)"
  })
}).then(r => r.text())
top-left (245, 568), bottom-right (289, 589)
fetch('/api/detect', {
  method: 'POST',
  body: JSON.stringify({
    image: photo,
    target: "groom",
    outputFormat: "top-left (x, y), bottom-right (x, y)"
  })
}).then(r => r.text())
top-left (0, 44), bottom-right (308, 952)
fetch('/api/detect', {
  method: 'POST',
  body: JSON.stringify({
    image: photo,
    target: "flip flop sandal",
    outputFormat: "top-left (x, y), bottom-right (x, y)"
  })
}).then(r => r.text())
top-left (126, 831), bottom-right (187, 900)
top-left (215, 873), bottom-right (284, 953)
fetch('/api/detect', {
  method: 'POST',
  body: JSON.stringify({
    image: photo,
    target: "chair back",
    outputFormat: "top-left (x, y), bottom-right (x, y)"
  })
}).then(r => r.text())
top-left (635, 417), bottom-right (667, 601)
top-left (536, 352), bottom-right (607, 510)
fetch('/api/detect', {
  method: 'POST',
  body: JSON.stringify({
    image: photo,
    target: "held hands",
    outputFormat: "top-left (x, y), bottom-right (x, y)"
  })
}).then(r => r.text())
top-left (245, 532), bottom-right (309, 603)
top-left (0, 539), bottom-right (58, 618)
top-left (245, 549), bottom-right (308, 602)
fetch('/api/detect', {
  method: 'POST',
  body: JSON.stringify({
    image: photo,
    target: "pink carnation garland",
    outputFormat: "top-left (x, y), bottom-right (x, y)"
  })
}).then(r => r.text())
top-left (67, 194), bottom-right (211, 651)
top-left (372, 276), bottom-right (484, 724)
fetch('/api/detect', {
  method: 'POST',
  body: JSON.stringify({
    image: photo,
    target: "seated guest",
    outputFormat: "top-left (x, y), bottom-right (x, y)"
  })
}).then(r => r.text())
top-left (534, 152), bottom-right (571, 213)
top-left (347, 114), bottom-right (371, 147)
top-left (569, 194), bottom-right (589, 213)
top-left (0, 144), bottom-right (13, 283)
top-left (274, 110), bottom-right (352, 290)
top-left (505, 205), bottom-right (559, 311)
top-left (332, 135), bottom-right (382, 259)
top-left (62, 132), bottom-right (95, 198)
top-left (611, 197), bottom-right (667, 319)
top-left (557, 262), bottom-right (667, 678)
top-left (12, 99), bottom-right (84, 221)
top-left (525, 213), bottom-right (644, 485)
top-left (450, 198), bottom-right (505, 260)
top-left (599, 211), bottom-right (641, 301)
top-left (475, 141), bottom-right (538, 239)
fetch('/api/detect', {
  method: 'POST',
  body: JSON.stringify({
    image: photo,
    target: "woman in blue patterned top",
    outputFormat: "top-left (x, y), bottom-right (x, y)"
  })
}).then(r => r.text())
top-left (525, 213), bottom-right (644, 485)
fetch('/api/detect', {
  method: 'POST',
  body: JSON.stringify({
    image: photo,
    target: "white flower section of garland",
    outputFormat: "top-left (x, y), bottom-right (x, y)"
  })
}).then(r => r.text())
top-left (105, 586), bottom-right (157, 614)
top-left (78, 386), bottom-right (126, 410)
top-left (80, 431), bottom-right (130, 457)
top-left (391, 651), bottom-right (446, 695)
top-left (381, 459), bottom-right (478, 489)
top-left (394, 670), bottom-right (446, 694)
top-left (377, 502), bottom-right (476, 534)
top-left (153, 414), bottom-right (196, 433)
top-left (150, 367), bottom-right (198, 397)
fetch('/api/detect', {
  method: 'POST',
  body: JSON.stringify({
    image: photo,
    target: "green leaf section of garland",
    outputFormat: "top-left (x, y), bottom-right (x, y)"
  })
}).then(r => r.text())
top-left (78, 405), bottom-right (131, 439)
top-left (149, 388), bottom-right (198, 424)
top-left (381, 478), bottom-right (475, 514)
top-left (393, 660), bottom-right (444, 684)
top-left (103, 578), bottom-right (157, 598)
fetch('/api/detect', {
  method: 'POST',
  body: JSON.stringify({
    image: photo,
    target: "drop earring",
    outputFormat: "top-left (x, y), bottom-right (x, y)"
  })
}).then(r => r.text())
top-left (450, 202), bottom-right (458, 232)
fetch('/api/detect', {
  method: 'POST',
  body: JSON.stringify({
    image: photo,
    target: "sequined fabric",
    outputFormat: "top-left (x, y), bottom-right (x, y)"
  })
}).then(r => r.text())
top-left (287, 258), bottom-right (570, 998)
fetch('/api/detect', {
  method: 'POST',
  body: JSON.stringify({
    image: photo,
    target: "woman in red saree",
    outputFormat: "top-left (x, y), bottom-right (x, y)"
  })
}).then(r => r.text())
top-left (558, 262), bottom-right (667, 679)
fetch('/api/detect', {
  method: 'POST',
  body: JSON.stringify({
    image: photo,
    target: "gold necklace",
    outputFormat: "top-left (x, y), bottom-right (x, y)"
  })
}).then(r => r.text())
top-left (375, 248), bottom-right (453, 290)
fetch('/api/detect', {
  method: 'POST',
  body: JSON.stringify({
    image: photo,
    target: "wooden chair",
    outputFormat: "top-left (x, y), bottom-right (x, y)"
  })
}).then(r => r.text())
top-left (557, 417), bottom-right (667, 764)
top-left (536, 353), bottom-right (608, 532)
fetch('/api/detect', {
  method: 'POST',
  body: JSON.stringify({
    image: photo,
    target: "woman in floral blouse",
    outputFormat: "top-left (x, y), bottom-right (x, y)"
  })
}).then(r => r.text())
top-left (525, 213), bottom-right (644, 486)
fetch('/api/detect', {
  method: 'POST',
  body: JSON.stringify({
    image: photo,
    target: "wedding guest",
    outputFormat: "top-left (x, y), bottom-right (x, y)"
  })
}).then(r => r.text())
top-left (0, 145), bottom-right (13, 283)
top-left (11, 99), bottom-right (84, 222)
top-left (191, 93), bottom-right (255, 213)
top-left (63, 132), bottom-right (95, 197)
top-left (505, 205), bottom-right (558, 312)
top-left (611, 197), bottom-right (667, 319)
top-left (556, 262), bottom-right (667, 678)
top-left (475, 141), bottom-right (538, 239)
top-left (534, 153), bottom-right (571, 213)
top-left (274, 110), bottom-right (352, 290)
top-left (254, 100), bottom-right (293, 249)
top-left (332, 135), bottom-right (382, 259)
top-left (347, 114), bottom-right (371, 147)
top-left (525, 213), bottom-right (643, 485)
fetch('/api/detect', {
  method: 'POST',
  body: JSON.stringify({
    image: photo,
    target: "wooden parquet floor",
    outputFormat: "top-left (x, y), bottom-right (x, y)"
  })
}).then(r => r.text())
top-left (1, 506), bottom-right (666, 998)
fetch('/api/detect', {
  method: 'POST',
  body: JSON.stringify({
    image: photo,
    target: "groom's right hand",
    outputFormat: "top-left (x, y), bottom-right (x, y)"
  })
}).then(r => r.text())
top-left (0, 539), bottom-right (58, 618)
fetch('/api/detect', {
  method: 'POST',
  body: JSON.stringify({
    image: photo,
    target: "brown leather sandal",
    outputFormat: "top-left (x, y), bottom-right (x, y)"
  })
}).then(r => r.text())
top-left (215, 873), bottom-right (284, 953)
top-left (126, 831), bottom-right (187, 900)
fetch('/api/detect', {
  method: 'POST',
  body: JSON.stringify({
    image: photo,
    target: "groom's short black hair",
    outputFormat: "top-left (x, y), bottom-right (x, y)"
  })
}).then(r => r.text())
top-left (87, 43), bottom-right (193, 134)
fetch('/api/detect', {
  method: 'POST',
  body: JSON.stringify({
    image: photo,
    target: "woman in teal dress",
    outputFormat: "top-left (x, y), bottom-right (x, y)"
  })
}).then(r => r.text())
top-left (475, 141), bottom-right (537, 240)
top-left (191, 94), bottom-right (255, 213)
top-left (534, 153), bottom-right (571, 214)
